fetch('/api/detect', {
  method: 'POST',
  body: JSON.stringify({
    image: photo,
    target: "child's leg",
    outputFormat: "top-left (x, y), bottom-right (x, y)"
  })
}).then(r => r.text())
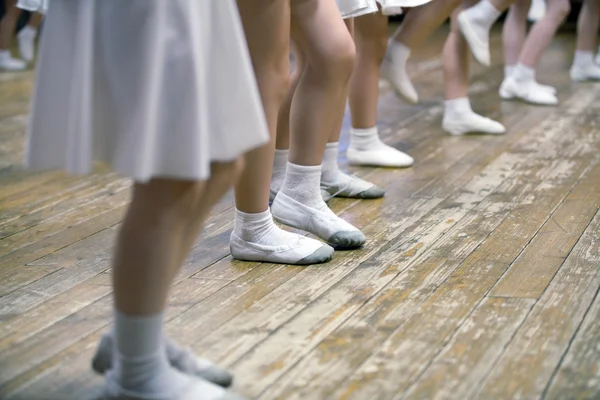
top-left (322, 18), bottom-right (385, 199)
top-left (502, 0), bottom-right (530, 78)
top-left (442, 0), bottom-right (506, 135)
top-left (500, 0), bottom-right (557, 96)
top-left (346, 10), bottom-right (414, 168)
top-left (384, 0), bottom-right (462, 103)
top-left (570, 0), bottom-right (600, 80)
top-left (17, 11), bottom-right (43, 62)
top-left (0, 0), bottom-right (26, 70)
top-left (110, 162), bottom-right (244, 399)
top-left (518, 0), bottom-right (570, 67)
top-left (231, 0), bottom-right (333, 265)
top-left (272, 40), bottom-right (306, 198)
top-left (271, 0), bottom-right (366, 249)
top-left (456, 0), bottom-right (517, 66)
top-left (500, 0), bottom-right (569, 104)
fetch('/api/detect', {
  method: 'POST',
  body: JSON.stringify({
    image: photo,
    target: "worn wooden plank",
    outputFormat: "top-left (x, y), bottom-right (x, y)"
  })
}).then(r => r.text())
top-left (544, 285), bottom-right (600, 400)
top-left (491, 144), bottom-right (600, 298)
top-left (0, 276), bottom-right (231, 396)
top-left (474, 214), bottom-right (600, 398)
top-left (255, 87), bottom-right (597, 400)
top-left (0, 29), bottom-right (588, 400)
top-left (401, 297), bottom-right (535, 400)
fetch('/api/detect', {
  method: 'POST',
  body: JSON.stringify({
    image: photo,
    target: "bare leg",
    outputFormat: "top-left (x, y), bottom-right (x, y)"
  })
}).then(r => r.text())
top-left (518, 0), bottom-right (570, 67)
top-left (441, 0), bottom-right (506, 135)
top-left (115, 163), bottom-right (241, 315)
top-left (111, 161), bottom-right (243, 398)
top-left (271, 0), bottom-right (366, 249)
top-left (384, 0), bottom-right (462, 103)
top-left (234, 0), bottom-right (289, 214)
top-left (571, 0), bottom-right (600, 80)
top-left (349, 12), bottom-right (389, 130)
top-left (231, 0), bottom-right (333, 265)
top-left (0, 0), bottom-right (18, 49)
top-left (17, 11), bottom-right (44, 62)
top-left (392, 0), bottom-right (462, 48)
top-left (500, 0), bottom-right (557, 96)
top-left (502, 0), bottom-right (530, 73)
top-left (321, 18), bottom-right (384, 199)
top-left (0, 0), bottom-right (25, 70)
top-left (499, 0), bottom-right (569, 103)
top-left (343, 11), bottom-right (414, 169)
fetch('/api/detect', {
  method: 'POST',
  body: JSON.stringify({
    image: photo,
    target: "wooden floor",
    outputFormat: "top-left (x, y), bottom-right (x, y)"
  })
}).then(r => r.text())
top-left (1, 26), bottom-right (600, 400)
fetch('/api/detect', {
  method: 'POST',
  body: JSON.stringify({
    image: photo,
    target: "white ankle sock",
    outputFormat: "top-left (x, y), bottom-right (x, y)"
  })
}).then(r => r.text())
top-left (390, 41), bottom-right (411, 70)
top-left (443, 97), bottom-right (505, 135)
top-left (272, 163), bottom-right (365, 247)
top-left (444, 97), bottom-right (472, 118)
top-left (505, 64), bottom-right (516, 79)
top-left (234, 208), bottom-right (279, 244)
top-left (512, 63), bottom-right (536, 83)
top-left (280, 163), bottom-right (324, 210)
top-left (270, 149), bottom-right (289, 195)
top-left (349, 127), bottom-right (383, 151)
top-left (321, 142), bottom-right (343, 185)
top-left (321, 142), bottom-right (379, 197)
top-left (467, 0), bottom-right (501, 27)
top-left (113, 311), bottom-right (188, 397)
top-left (574, 50), bottom-right (594, 67)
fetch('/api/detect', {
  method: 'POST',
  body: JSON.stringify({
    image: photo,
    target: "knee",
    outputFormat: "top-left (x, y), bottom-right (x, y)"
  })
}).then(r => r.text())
top-left (312, 35), bottom-right (356, 82)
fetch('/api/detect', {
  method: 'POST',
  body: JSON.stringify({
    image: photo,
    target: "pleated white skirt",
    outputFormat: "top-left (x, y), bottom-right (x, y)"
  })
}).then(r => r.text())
top-left (25, 0), bottom-right (269, 183)
top-left (336, 0), bottom-right (434, 18)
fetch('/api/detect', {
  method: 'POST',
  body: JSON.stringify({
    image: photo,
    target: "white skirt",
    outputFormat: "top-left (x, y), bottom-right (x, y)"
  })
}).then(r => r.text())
top-left (336, 0), bottom-right (434, 18)
top-left (25, 0), bottom-right (269, 183)
top-left (17, 0), bottom-right (49, 13)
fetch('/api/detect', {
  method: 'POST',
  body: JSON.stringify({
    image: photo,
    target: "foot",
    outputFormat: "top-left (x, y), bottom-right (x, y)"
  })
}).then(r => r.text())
top-left (17, 27), bottom-right (36, 63)
top-left (321, 173), bottom-right (385, 199)
top-left (101, 367), bottom-right (245, 400)
top-left (347, 141), bottom-right (413, 168)
top-left (0, 52), bottom-right (26, 71)
top-left (381, 52), bottom-right (419, 104)
top-left (443, 111), bottom-right (505, 136)
top-left (570, 63), bottom-right (600, 82)
top-left (499, 79), bottom-right (556, 99)
top-left (271, 186), bottom-right (332, 204)
top-left (230, 229), bottom-right (334, 265)
top-left (498, 76), bottom-right (558, 105)
top-left (92, 334), bottom-right (234, 388)
top-left (457, 10), bottom-right (491, 66)
top-left (271, 191), bottom-right (366, 249)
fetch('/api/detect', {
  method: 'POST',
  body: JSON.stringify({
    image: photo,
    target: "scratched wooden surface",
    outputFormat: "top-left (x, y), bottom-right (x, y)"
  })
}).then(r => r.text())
top-left (1, 25), bottom-right (600, 400)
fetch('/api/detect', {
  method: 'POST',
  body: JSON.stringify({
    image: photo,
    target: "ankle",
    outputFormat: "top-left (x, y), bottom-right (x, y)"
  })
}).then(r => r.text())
top-left (444, 97), bottom-right (472, 119)
top-left (573, 50), bottom-right (594, 67)
top-left (512, 63), bottom-right (536, 83)
top-left (349, 127), bottom-right (381, 151)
